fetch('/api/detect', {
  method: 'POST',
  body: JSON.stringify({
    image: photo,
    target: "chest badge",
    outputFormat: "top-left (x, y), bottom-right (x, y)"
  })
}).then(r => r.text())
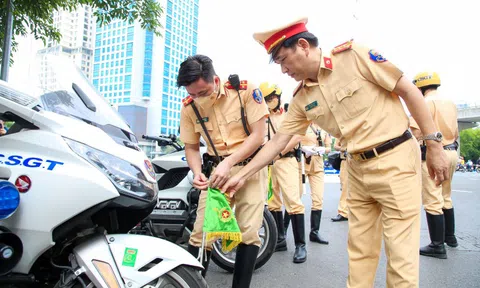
top-left (305, 101), bottom-right (318, 111)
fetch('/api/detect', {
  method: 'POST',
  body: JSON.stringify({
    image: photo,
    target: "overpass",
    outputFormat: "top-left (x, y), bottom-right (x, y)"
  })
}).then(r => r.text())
top-left (457, 104), bottom-right (480, 131)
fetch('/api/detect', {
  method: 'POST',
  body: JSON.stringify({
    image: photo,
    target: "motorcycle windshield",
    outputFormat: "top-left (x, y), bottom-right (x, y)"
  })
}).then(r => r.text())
top-left (3, 54), bottom-right (137, 144)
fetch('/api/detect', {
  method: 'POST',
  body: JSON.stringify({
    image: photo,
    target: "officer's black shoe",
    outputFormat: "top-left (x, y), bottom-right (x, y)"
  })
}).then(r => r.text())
top-left (272, 211), bottom-right (287, 252)
top-left (331, 214), bottom-right (348, 222)
top-left (309, 210), bottom-right (329, 245)
top-left (291, 214), bottom-right (307, 263)
top-left (188, 244), bottom-right (212, 277)
top-left (443, 208), bottom-right (458, 247)
top-left (232, 244), bottom-right (259, 288)
top-left (284, 212), bottom-right (291, 236)
top-left (420, 213), bottom-right (447, 259)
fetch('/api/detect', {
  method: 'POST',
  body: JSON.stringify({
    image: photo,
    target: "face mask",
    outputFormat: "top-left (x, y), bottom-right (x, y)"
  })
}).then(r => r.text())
top-left (267, 98), bottom-right (279, 111)
top-left (194, 82), bottom-right (218, 110)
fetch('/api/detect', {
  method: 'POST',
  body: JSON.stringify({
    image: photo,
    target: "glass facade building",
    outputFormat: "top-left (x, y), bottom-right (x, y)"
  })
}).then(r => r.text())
top-left (92, 0), bottom-right (199, 139)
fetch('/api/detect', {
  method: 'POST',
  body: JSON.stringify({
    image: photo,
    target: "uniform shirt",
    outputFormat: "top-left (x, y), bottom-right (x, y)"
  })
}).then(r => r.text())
top-left (409, 90), bottom-right (458, 146)
top-left (278, 42), bottom-right (407, 154)
top-left (301, 123), bottom-right (331, 148)
top-left (180, 80), bottom-right (269, 156)
top-left (266, 108), bottom-right (297, 153)
top-left (266, 108), bottom-right (284, 138)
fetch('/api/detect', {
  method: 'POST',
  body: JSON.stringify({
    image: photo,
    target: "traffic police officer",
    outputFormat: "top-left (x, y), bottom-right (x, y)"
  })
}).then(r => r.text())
top-left (300, 123), bottom-right (330, 244)
top-left (410, 72), bottom-right (459, 259)
top-left (259, 81), bottom-right (307, 262)
top-left (332, 140), bottom-right (349, 222)
top-left (178, 55), bottom-right (269, 287)
top-left (222, 17), bottom-right (450, 288)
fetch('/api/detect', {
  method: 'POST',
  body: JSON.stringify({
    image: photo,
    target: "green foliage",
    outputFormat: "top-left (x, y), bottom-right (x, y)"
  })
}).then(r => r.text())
top-left (0, 0), bottom-right (163, 66)
top-left (460, 128), bottom-right (480, 161)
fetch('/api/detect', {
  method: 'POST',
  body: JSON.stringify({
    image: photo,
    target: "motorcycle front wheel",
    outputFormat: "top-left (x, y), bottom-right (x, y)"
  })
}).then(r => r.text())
top-left (54, 265), bottom-right (207, 288)
top-left (211, 206), bottom-right (277, 273)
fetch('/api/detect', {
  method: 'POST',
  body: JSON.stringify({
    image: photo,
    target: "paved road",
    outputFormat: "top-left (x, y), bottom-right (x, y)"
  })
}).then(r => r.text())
top-left (205, 171), bottom-right (480, 287)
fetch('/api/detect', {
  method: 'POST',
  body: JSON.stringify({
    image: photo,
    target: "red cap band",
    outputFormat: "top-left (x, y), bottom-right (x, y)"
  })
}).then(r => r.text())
top-left (264, 22), bottom-right (308, 53)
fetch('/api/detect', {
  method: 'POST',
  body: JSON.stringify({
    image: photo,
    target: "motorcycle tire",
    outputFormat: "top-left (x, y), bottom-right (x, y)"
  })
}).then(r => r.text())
top-left (54, 265), bottom-right (207, 288)
top-left (211, 206), bottom-right (277, 273)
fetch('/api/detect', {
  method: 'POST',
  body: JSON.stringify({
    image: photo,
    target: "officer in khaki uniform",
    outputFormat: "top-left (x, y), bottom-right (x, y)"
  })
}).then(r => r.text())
top-left (409, 72), bottom-right (459, 259)
top-left (222, 17), bottom-right (450, 288)
top-left (178, 55), bottom-right (269, 288)
top-left (332, 140), bottom-right (349, 222)
top-left (259, 82), bottom-right (307, 262)
top-left (300, 123), bottom-right (330, 244)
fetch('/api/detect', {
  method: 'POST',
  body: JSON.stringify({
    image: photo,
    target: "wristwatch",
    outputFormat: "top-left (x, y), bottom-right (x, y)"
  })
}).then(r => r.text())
top-left (421, 132), bottom-right (443, 142)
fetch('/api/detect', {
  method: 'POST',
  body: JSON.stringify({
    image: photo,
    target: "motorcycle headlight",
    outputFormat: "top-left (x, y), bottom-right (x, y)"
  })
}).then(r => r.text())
top-left (64, 138), bottom-right (157, 202)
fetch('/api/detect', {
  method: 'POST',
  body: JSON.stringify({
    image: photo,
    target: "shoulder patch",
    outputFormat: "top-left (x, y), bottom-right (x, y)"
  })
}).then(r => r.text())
top-left (182, 96), bottom-right (193, 107)
top-left (292, 81), bottom-right (303, 98)
top-left (225, 80), bottom-right (248, 90)
top-left (368, 49), bottom-right (387, 63)
top-left (252, 88), bottom-right (263, 104)
top-left (332, 39), bottom-right (353, 55)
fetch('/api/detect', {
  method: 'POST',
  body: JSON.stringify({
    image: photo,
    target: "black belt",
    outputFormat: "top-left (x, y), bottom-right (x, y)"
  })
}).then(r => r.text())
top-left (205, 146), bottom-right (263, 167)
top-left (349, 130), bottom-right (412, 161)
top-left (443, 144), bottom-right (457, 151)
top-left (205, 154), bottom-right (254, 167)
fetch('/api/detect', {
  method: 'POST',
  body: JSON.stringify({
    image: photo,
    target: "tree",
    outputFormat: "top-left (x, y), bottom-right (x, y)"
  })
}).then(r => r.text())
top-left (0, 0), bottom-right (163, 66)
top-left (460, 128), bottom-right (480, 162)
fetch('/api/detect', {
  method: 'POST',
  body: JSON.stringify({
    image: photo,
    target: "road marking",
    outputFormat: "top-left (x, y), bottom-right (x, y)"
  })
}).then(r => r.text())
top-left (452, 189), bottom-right (473, 193)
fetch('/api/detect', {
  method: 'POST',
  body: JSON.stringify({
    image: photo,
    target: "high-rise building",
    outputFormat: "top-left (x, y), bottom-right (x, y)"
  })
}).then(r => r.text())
top-left (37, 5), bottom-right (95, 87)
top-left (159, 0), bottom-right (199, 136)
top-left (91, 0), bottom-right (199, 148)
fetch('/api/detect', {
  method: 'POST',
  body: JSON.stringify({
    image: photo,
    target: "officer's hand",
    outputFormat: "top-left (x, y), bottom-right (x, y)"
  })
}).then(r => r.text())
top-left (221, 174), bottom-right (246, 198)
top-left (193, 173), bottom-right (209, 191)
top-left (209, 160), bottom-right (233, 189)
top-left (426, 144), bottom-right (450, 186)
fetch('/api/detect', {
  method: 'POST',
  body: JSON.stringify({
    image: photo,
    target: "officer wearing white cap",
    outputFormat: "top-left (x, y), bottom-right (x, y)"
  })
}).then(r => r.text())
top-left (222, 16), bottom-right (450, 287)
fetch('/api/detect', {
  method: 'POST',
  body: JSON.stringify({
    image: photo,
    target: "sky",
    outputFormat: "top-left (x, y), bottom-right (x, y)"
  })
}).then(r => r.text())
top-left (7, 0), bottom-right (479, 107)
top-left (196, 0), bottom-right (480, 106)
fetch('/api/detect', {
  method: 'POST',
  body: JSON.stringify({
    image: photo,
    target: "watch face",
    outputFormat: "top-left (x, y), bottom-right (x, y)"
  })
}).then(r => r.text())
top-left (436, 132), bottom-right (443, 139)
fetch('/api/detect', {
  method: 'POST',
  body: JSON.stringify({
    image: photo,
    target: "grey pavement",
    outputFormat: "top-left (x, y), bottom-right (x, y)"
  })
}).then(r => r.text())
top-left (205, 171), bottom-right (480, 288)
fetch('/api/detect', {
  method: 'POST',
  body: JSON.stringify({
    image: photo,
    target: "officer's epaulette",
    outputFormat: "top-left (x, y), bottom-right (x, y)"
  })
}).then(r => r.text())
top-left (182, 95), bottom-right (193, 107)
top-left (332, 39), bottom-right (354, 55)
top-left (225, 80), bottom-right (248, 90)
top-left (292, 81), bottom-right (303, 98)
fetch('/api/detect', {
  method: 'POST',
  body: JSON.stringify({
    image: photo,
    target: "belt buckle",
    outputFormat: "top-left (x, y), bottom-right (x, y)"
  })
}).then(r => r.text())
top-left (350, 153), bottom-right (363, 161)
top-left (359, 152), bottom-right (367, 160)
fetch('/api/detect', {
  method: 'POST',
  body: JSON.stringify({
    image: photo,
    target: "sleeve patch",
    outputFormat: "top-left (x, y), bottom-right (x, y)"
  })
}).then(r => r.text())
top-left (253, 88), bottom-right (263, 104)
top-left (368, 49), bottom-right (387, 63)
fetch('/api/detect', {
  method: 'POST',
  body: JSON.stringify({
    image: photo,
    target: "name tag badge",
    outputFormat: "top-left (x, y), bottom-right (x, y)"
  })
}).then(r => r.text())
top-left (196, 117), bottom-right (209, 124)
top-left (305, 101), bottom-right (318, 112)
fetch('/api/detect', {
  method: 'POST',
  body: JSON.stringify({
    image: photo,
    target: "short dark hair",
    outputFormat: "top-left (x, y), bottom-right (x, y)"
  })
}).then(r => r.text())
top-left (420, 84), bottom-right (439, 96)
top-left (270, 32), bottom-right (319, 62)
top-left (177, 54), bottom-right (217, 87)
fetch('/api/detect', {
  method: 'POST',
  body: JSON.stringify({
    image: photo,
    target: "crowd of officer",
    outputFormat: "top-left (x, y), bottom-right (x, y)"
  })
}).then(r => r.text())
top-left (178, 15), bottom-right (459, 288)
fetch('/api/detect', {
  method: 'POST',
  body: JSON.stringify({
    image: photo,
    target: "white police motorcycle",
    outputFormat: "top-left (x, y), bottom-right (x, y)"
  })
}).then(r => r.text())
top-left (0, 55), bottom-right (207, 287)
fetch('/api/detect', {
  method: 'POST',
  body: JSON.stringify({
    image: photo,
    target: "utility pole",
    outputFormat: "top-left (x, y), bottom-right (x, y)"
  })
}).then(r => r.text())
top-left (1, 0), bottom-right (14, 81)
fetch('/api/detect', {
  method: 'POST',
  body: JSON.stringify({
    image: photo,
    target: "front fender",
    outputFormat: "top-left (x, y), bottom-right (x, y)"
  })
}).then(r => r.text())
top-left (73, 234), bottom-right (202, 288)
top-left (107, 234), bottom-right (203, 287)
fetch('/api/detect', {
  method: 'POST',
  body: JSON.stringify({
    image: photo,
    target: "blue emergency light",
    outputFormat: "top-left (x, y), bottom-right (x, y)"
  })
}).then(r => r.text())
top-left (0, 181), bottom-right (20, 220)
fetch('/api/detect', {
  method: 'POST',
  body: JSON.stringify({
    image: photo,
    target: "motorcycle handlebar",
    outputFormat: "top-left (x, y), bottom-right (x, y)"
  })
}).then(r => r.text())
top-left (142, 134), bottom-right (177, 143)
top-left (142, 134), bottom-right (183, 151)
